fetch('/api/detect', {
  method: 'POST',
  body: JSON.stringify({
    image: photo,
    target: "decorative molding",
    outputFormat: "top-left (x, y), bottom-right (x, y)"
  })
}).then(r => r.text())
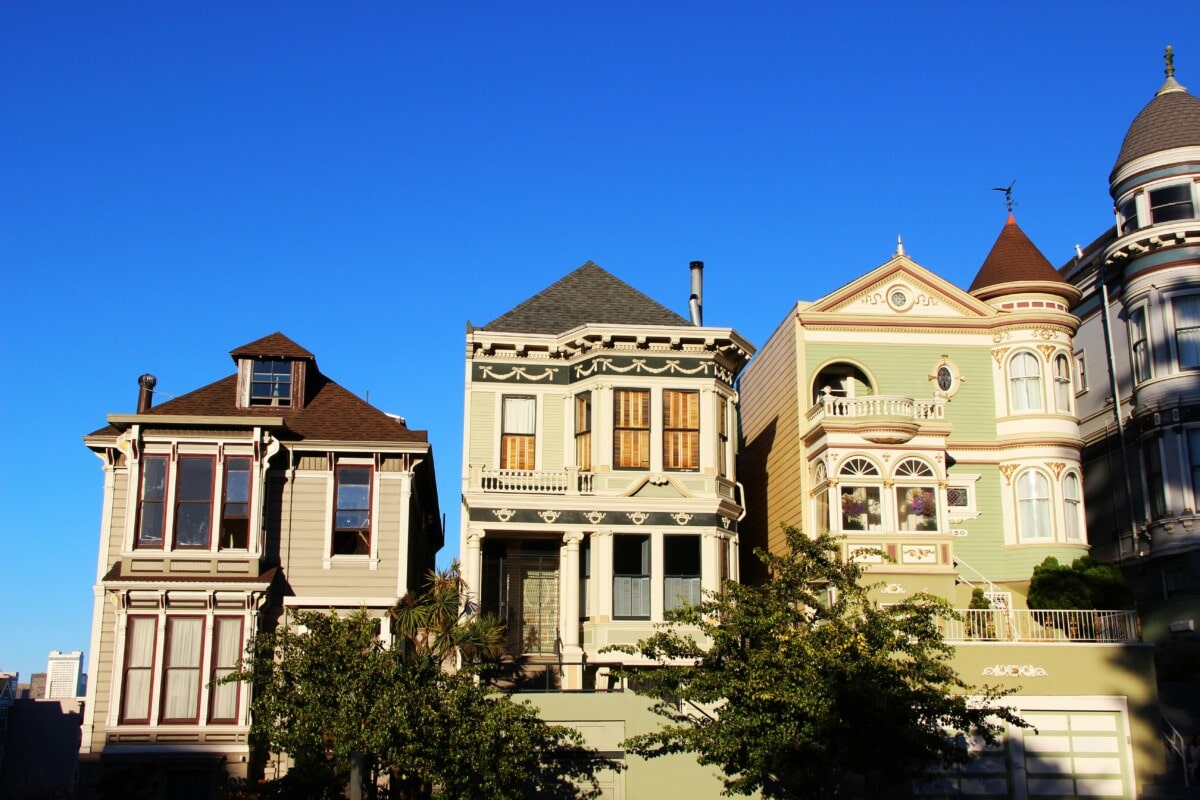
top-left (1032, 328), bottom-right (1059, 341)
top-left (982, 664), bottom-right (1047, 677)
top-left (573, 357), bottom-right (713, 378)
top-left (584, 511), bottom-right (607, 525)
top-left (879, 583), bottom-right (907, 595)
top-left (477, 365), bottom-right (560, 382)
top-left (990, 347), bottom-right (1011, 366)
top-left (1046, 462), bottom-right (1066, 479)
top-left (720, 517), bottom-right (731, 529)
top-left (626, 511), bottom-right (649, 525)
top-left (998, 464), bottom-right (1018, 484)
top-left (901, 545), bottom-right (937, 564)
top-left (647, 474), bottom-right (671, 486)
top-left (1036, 344), bottom-right (1055, 362)
top-left (671, 513), bottom-right (694, 525)
top-left (538, 510), bottom-right (562, 524)
top-left (992, 331), bottom-right (1012, 343)
top-left (492, 508), bottom-right (515, 522)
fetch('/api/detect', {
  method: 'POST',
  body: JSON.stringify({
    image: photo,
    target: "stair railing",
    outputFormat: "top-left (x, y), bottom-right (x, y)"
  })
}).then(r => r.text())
top-left (1163, 712), bottom-right (1190, 787)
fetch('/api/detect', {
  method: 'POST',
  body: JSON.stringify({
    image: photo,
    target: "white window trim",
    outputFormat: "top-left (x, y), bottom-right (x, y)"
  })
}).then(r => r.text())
top-left (323, 458), bottom-right (380, 570)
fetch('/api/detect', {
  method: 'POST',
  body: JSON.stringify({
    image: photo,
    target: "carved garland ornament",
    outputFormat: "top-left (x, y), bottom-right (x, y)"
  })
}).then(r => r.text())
top-left (982, 664), bottom-right (1047, 677)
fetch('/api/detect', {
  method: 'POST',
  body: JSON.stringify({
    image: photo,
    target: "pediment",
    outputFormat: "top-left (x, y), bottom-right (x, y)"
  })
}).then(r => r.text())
top-left (624, 474), bottom-right (692, 499)
top-left (804, 256), bottom-right (996, 320)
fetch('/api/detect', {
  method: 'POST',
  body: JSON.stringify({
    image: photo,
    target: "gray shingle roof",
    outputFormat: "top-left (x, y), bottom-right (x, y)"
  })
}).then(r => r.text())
top-left (483, 262), bottom-right (690, 335)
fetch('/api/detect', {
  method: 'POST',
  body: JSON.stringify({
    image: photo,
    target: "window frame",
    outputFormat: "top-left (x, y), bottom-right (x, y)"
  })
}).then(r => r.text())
top-left (160, 615), bottom-right (205, 724)
top-left (1053, 353), bottom-right (1073, 413)
top-left (717, 394), bottom-right (730, 478)
top-left (1008, 351), bottom-right (1043, 413)
top-left (500, 395), bottom-right (537, 471)
top-left (662, 389), bottom-right (700, 471)
top-left (1129, 305), bottom-right (1152, 384)
top-left (173, 456), bottom-right (215, 549)
top-left (613, 534), bottom-right (651, 620)
top-left (1064, 472), bottom-right (1083, 542)
top-left (1148, 182), bottom-right (1196, 224)
top-left (894, 457), bottom-right (939, 532)
top-left (136, 456), bottom-right (169, 550)
top-left (613, 389), bottom-right (651, 470)
top-left (837, 456), bottom-right (882, 532)
top-left (663, 535), bottom-right (702, 612)
top-left (332, 464), bottom-right (373, 556)
top-left (1016, 469), bottom-right (1053, 541)
top-left (1188, 429), bottom-right (1200, 512)
top-left (1172, 294), bottom-right (1200, 372)
top-left (574, 392), bottom-right (592, 471)
top-left (1144, 436), bottom-right (1167, 520)
top-left (1073, 350), bottom-right (1088, 395)
top-left (120, 615), bottom-right (158, 724)
top-left (208, 616), bottom-right (244, 723)
top-left (220, 457), bottom-right (252, 551)
top-left (1117, 195), bottom-right (1140, 234)
top-left (249, 359), bottom-right (293, 407)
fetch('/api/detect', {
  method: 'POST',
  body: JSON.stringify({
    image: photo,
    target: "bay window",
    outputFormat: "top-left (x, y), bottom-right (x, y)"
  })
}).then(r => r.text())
top-left (1189, 430), bottom-right (1200, 510)
top-left (137, 456), bottom-right (168, 548)
top-left (1149, 183), bottom-right (1195, 224)
top-left (501, 396), bottom-right (536, 470)
top-left (1064, 473), bottom-right (1083, 541)
top-left (1053, 354), bottom-right (1072, 412)
top-left (575, 393), bottom-right (592, 470)
top-left (718, 395), bottom-right (730, 477)
top-left (663, 390), bottom-right (700, 471)
top-left (161, 616), bottom-right (204, 723)
top-left (1130, 307), bottom-right (1151, 384)
top-left (895, 458), bottom-right (938, 531)
top-left (1174, 295), bottom-right (1200, 370)
top-left (209, 617), bottom-right (243, 722)
top-left (838, 457), bottom-right (881, 532)
top-left (614, 389), bottom-right (650, 469)
top-left (120, 615), bottom-right (157, 723)
top-left (613, 535), bottom-right (650, 619)
top-left (220, 458), bottom-right (251, 550)
top-left (333, 466), bottom-right (372, 555)
top-left (664, 536), bottom-right (701, 611)
top-left (1008, 352), bottom-right (1042, 412)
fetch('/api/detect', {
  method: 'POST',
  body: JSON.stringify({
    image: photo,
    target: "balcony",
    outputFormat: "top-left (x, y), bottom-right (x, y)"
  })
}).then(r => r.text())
top-left (472, 466), bottom-right (594, 495)
top-left (807, 394), bottom-right (946, 444)
top-left (940, 609), bottom-right (1140, 643)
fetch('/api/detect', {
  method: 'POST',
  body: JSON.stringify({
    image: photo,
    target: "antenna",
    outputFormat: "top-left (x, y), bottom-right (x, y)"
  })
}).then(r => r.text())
top-left (991, 180), bottom-right (1016, 213)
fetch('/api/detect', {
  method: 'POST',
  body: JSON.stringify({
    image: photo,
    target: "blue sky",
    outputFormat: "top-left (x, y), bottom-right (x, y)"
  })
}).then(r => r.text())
top-left (1, 2), bottom-right (1195, 680)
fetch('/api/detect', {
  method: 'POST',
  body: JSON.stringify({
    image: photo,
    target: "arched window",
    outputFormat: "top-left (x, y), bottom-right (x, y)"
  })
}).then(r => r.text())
top-left (1064, 473), bottom-right (1082, 541)
top-left (811, 363), bottom-right (872, 406)
top-left (894, 458), bottom-right (938, 531)
top-left (1017, 470), bottom-right (1052, 540)
top-left (813, 462), bottom-right (830, 535)
top-left (1009, 352), bottom-right (1042, 412)
top-left (1053, 354), bottom-right (1072, 413)
top-left (838, 457), bottom-right (881, 532)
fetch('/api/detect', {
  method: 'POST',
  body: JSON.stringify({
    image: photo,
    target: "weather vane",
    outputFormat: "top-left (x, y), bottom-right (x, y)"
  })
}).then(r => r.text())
top-left (991, 180), bottom-right (1016, 213)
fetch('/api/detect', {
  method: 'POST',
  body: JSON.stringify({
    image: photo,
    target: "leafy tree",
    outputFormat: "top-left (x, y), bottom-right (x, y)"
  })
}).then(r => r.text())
top-left (607, 527), bottom-right (1025, 800)
top-left (1026, 555), bottom-right (1135, 611)
top-left (223, 566), bottom-right (614, 799)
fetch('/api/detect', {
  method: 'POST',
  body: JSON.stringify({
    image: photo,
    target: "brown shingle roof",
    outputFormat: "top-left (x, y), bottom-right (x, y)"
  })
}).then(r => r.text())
top-left (484, 262), bottom-right (690, 335)
top-left (969, 215), bottom-right (1071, 295)
top-left (1112, 83), bottom-right (1200, 180)
top-left (229, 332), bottom-right (315, 362)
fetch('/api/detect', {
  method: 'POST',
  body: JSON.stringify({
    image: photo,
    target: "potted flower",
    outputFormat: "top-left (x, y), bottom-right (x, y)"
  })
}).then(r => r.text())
top-left (908, 489), bottom-right (938, 531)
top-left (841, 493), bottom-right (865, 530)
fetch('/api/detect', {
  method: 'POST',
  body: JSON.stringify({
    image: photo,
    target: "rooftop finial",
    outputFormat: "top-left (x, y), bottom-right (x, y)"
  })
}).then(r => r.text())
top-left (1166, 45), bottom-right (1175, 79)
top-left (895, 235), bottom-right (905, 257)
top-left (991, 179), bottom-right (1016, 213)
top-left (1157, 45), bottom-right (1186, 95)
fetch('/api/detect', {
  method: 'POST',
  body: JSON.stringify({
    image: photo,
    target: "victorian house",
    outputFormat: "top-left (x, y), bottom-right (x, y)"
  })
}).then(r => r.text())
top-left (78, 333), bottom-right (441, 797)
top-left (738, 225), bottom-right (1162, 798)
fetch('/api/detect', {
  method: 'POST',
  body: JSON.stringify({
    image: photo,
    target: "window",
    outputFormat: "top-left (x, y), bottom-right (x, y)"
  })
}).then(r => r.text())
top-left (718, 395), bottom-right (730, 477)
top-left (664, 536), bottom-right (701, 611)
top-left (250, 359), bottom-right (292, 406)
top-left (614, 389), bottom-right (650, 469)
top-left (500, 396), bottom-right (536, 470)
top-left (613, 535), bottom-right (650, 619)
top-left (1189, 430), bottom-right (1200, 510)
top-left (1074, 351), bottom-right (1088, 394)
top-left (579, 536), bottom-right (591, 620)
top-left (663, 390), bottom-right (700, 471)
top-left (175, 457), bottom-right (214, 548)
top-left (1149, 183), bottom-right (1195, 224)
top-left (838, 457), bottom-right (881, 532)
top-left (209, 617), bottom-right (243, 722)
top-left (1118, 196), bottom-right (1139, 234)
top-left (333, 466), bottom-right (372, 555)
top-left (1008, 352), bottom-right (1042, 412)
top-left (1174, 296), bottom-right (1200, 370)
top-left (1144, 437), bottom-right (1166, 519)
top-left (220, 458), bottom-right (251, 550)
top-left (121, 616), bottom-right (157, 723)
top-left (895, 458), bottom-right (938, 532)
top-left (574, 393), bottom-right (592, 471)
top-left (1064, 473), bottom-right (1083, 541)
top-left (1017, 470), bottom-right (1052, 540)
top-left (137, 456), bottom-right (168, 549)
top-left (1053, 354), bottom-right (1072, 413)
top-left (947, 486), bottom-right (970, 509)
top-left (813, 462), bottom-right (831, 534)
top-left (1129, 307), bottom-right (1151, 384)
top-left (161, 617), bottom-right (204, 723)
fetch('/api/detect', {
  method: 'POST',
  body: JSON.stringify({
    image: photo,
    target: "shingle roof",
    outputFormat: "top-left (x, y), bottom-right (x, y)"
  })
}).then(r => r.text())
top-left (969, 215), bottom-right (1072, 295)
top-left (229, 332), bottom-right (315, 361)
top-left (484, 262), bottom-right (690, 335)
top-left (1112, 83), bottom-right (1200, 179)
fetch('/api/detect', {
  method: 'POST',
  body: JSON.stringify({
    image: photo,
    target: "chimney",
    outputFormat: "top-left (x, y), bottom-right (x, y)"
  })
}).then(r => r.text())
top-left (137, 374), bottom-right (157, 413)
top-left (688, 260), bottom-right (703, 326)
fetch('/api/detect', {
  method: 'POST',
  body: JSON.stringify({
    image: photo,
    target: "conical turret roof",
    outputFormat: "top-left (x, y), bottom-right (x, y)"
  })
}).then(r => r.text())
top-left (969, 215), bottom-right (1077, 303)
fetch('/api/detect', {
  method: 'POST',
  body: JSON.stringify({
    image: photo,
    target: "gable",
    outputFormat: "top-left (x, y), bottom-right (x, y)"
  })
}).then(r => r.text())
top-left (804, 257), bottom-right (997, 321)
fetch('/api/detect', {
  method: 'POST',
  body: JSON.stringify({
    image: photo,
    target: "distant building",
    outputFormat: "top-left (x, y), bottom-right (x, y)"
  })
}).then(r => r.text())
top-left (0, 672), bottom-right (15, 775)
top-left (19, 674), bottom-right (46, 701)
top-left (45, 650), bottom-right (85, 699)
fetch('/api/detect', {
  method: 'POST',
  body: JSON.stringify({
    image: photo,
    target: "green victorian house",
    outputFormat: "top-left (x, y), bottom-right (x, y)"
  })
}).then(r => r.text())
top-left (739, 223), bottom-right (1164, 798)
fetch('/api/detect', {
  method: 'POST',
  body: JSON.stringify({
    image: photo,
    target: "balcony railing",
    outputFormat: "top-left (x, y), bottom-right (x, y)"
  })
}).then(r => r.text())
top-left (475, 467), bottom-right (594, 495)
top-left (940, 609), bottom-right (1140, 643)
top-left (808, 394), bottom-right (946, 421)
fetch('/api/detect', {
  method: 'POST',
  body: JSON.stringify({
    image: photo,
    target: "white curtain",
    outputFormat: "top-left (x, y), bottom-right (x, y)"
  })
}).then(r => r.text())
top-left (1175, 296), bottom-right (1200, 369)
top-left (163, 618), bottom-right (203, 720)
top-left (503, 397), bottom-right (536, 434)
top-left (1009, 353), bottom-right (1042, 411)
top-left (209, 618), bottom-right (243, 721)
top-left (1064, 474), bottom-right (1082, 541)
top-left (122, 617), bottom-right (156, 721)
top-left (1018, 471), bottom-right (1052, 540)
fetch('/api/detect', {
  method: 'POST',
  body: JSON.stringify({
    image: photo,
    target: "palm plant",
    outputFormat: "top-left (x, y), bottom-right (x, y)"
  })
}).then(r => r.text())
top-left (390, 561), bottom-right (506, 669)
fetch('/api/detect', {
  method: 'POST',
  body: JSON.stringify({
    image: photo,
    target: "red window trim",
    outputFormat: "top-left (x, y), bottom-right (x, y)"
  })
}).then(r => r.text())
top-left (135, 456), bottom-right (169, 550)
top-left (119, 614), bottom-right (158, 724)
top-left (208, 616), bottom-right (244, 723)
top-left (159, 615), bottom-right (206, 724)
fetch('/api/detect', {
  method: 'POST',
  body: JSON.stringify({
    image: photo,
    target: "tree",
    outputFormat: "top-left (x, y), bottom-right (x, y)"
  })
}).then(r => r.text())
top-left (1026, 555), bottom-right (1135, 611)
top-left (223, 566), bottom-right (615, 799)
top-left (607, 527), bottom-right (1025, 800)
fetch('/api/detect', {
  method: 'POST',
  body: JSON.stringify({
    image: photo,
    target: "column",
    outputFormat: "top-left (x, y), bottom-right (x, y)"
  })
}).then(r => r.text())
top-left (463, 528), bottom-right (486, 609)
top-left (395, 469), bottom-right (413, 597)
top-left (701, 530), bottom-right (722, 595)
top-left (560, 532), bottom-right (584, 690)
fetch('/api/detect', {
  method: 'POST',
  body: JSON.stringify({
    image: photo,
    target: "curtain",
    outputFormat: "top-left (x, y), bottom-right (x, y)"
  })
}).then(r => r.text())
top-left (163, 618), bottom-right (203, 720)
top-left (122, 616), bottom-right (156, 721)
top-left (1175, 296), bottom-right (1200, 369)
top-left (209, 618), bottom-right (242, 721)
top-left (1018, 472), bottom-right (1051, 539)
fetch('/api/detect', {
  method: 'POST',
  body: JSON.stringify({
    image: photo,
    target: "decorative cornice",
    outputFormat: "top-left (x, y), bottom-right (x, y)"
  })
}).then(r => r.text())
top-left (982, 664), bottom-right (1047, 677)
top-left (468, 507), bottom-right (734, 530)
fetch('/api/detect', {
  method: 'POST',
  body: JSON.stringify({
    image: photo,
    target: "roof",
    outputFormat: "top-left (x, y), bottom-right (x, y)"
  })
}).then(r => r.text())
top-left (229, 331), bottom-right (315, 362)
top-left (969, 214), bottom-right (1073, 296)
top-left (483, 262), bottom-right (690, 335)
top-left (88, 335), bottom-right (428, 444)
top-left (1112, 63), bottom-right (1200, 179)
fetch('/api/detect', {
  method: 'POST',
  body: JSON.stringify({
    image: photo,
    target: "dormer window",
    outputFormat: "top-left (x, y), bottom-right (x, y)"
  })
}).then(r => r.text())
top-left (250, 360), bottom-right (292, 407)
top-left (1149, 183), bottom-right (1195, 224)
top-left (1118, 197), bottom-right (1140, 234)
